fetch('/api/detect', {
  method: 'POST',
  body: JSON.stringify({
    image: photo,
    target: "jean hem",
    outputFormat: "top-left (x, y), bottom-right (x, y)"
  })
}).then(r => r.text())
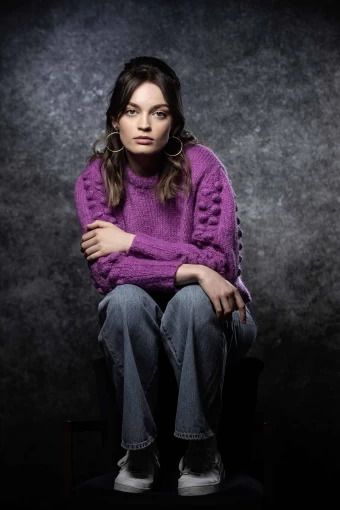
top-left (121, 435), bottom-right (155, 450)
top-left (174, 430), bottom-right (215, 440)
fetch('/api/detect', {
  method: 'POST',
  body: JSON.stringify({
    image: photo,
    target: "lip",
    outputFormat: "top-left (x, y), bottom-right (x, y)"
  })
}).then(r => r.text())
top-left (134, 137), bottom-right (154, 145)
top-left (134, 137), bottom-right (154, 140)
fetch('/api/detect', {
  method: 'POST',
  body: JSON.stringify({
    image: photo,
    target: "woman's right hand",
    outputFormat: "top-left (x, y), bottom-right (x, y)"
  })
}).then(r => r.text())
top-left (197, 265), bottom-right (246, 323)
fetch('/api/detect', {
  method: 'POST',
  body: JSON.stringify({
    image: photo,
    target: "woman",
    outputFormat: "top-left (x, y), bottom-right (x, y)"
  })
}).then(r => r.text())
top-left (74, 56), bottom-right (257, 496)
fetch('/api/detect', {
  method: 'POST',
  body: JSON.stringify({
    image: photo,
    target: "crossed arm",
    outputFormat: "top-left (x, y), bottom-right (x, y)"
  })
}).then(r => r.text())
top-left (80, 220), bottom-right (246, 323)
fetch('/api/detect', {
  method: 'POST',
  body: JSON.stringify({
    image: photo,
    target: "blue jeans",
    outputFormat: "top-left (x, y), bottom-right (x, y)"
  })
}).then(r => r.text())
top-left (98, 283), bottom-right (257, 450)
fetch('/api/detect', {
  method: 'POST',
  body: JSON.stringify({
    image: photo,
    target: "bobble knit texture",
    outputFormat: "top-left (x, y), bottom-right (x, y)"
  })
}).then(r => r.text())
top-left (74, 144), bottom-right (251, 304)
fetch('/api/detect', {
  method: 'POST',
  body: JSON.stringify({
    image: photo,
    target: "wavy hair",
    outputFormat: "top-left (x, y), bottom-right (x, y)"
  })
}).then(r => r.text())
top-left (88, 56), bottom-right (207, 206)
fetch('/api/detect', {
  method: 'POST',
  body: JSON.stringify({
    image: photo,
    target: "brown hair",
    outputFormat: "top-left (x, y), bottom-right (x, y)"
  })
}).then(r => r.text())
top-left (88, 56), bottom-right (207, 206)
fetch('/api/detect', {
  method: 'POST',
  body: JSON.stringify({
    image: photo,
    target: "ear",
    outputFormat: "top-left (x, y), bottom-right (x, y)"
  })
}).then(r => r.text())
top-left (170, 124), bottom-right (179, 136)
top-left (111, 117), bottom-right (118, 129)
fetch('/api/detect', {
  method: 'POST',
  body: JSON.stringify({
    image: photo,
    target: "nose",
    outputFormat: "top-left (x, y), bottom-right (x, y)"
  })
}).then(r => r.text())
top-left (137, 113), bottom-right (151, 131)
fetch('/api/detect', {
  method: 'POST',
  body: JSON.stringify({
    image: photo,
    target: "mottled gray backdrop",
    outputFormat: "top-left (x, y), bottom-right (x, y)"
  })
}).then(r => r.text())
top-left (1, 0), bottom-right (339, 506)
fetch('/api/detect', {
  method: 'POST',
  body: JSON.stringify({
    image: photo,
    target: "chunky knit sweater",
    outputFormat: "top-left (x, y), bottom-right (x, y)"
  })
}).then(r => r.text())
top-left (74, 143), bottom-right (251, 304)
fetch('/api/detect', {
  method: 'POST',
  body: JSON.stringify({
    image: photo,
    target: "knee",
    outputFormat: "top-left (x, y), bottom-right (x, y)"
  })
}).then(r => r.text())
top-left (170, 284), bottom-right (214, 319)
top-left (98, 285), bottom-right (146, 347)
top-left (98, 284), bottom-right (146, 321)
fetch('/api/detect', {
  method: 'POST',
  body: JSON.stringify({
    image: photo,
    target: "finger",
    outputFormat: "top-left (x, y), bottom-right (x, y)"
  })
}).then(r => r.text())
top-left (82, 231), bottom-right (96, 242)
top-left (82, 238), bottom-right (97, 249)
top-left (212, 298), bottom-right (224, 320)
top-left (86, 221), bottom-right (99, 229)
top-left (81, 241), bottom-right (93, 253)
top-left (87, 220), bottom-right (111, 229)
top-left (85, 245), bottom-right (100, 257)
top-left (227, 294), bottom-right (236, 312)
top-left (220, 295), bottom-right (233, 321)
top-left (87, 250), bottom-right (101, 261)
top-left (234, 292), bottom-right (246, 324)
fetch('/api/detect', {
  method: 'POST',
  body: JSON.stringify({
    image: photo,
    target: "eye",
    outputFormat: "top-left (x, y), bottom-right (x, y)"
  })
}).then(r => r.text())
top-left (154, 111), bottom-right (167, 119)
top-left (125, 109), bottom-right (137, 116)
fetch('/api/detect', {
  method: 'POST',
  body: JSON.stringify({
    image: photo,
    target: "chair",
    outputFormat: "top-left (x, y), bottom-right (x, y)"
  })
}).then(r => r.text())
top-left (63, 344), bottom-right (275, 508)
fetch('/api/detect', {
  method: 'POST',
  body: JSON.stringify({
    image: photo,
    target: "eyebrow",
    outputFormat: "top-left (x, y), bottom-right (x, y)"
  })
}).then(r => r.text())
top-left (127, 102), bottom-right (170, 110)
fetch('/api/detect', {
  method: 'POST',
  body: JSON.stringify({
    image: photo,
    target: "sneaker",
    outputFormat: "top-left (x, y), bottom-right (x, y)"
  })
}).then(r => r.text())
top-left (114, 441), bottom-right (160, 493)
top-left (177, 437), bottom-right (227, 496)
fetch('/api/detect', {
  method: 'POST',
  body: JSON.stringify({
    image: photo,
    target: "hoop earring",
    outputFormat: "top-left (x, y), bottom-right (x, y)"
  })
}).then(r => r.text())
top-left (106, 131), bottom-right (124, 153)
top-left (164, 136), bottom-right (183, 157)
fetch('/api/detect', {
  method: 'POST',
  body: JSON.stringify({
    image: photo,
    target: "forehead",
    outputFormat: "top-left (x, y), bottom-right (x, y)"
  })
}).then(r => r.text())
top-left (129, 81), bottom-right (167, 106)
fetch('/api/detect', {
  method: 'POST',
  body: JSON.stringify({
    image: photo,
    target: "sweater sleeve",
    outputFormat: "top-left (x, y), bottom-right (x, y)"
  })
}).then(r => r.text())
top-left (127, 163), bottom-right (243, 285)
top-left (74, 162), bottom-right (184, 295)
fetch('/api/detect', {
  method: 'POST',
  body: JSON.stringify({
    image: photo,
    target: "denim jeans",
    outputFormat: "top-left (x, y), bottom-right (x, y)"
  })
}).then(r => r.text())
top-left (98, 283), bottom-right (257, 450)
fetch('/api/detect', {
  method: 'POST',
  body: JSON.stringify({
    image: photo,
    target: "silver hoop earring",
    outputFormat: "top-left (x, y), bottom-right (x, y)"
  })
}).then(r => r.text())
top-left (164, 135), bottom-right (183, 157)
top-left (106, 131), bottom-right (124, 153)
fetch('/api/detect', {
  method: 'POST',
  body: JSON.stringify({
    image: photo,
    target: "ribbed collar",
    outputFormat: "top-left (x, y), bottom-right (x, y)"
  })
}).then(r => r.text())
top-left (125, 164), bottom-right (160, 189)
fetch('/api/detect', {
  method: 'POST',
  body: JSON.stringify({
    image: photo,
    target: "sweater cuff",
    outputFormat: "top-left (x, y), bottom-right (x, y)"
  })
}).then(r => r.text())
top-left (115, 259), bottom-right (184, 291)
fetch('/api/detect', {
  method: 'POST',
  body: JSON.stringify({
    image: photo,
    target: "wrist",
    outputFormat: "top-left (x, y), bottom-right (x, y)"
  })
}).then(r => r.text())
top-left (126, 233), bottom-right (136, 251)
top-left (175, 264), bottom-right (206, 286)
top-left (196, 264), bottom-right (209, 283)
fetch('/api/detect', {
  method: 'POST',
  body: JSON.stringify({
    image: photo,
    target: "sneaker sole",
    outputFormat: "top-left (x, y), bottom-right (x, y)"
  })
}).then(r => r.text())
top-left (178, 468), bottom-right (227, 496)
top-left (114, 481), bottom-right (152, 493)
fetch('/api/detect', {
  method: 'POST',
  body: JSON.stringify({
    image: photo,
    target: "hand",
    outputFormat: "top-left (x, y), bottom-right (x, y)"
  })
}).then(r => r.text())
top-left (80, 220), bottom-right (135, 260)
top-left (197, 266), bottom-right (246, 324)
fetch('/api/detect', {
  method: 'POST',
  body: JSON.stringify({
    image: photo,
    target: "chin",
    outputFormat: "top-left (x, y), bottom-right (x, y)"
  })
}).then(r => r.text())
top-left (128, 146), bottom-right (161, 155)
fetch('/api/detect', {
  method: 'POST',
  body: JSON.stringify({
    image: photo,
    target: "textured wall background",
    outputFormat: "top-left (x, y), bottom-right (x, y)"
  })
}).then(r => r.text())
top-left (1, 0), bottom-right (339, 506)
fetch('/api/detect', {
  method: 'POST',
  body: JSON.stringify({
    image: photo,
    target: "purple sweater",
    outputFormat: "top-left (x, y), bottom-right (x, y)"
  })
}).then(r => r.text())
top-left (74, 143), bottom-right (251, 304)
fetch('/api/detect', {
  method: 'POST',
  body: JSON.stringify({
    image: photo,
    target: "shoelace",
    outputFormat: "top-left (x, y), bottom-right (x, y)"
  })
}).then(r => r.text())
top-left (180, 447), bottom-right (219, 475)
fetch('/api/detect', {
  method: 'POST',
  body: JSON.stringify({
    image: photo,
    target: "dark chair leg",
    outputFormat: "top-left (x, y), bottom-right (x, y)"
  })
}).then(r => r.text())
top-left (63, 420), bottom-right (107, 501)
top-left (63, 421), bottom-right (73, 501)
top-left (263, 421), bottom-right (276, 508)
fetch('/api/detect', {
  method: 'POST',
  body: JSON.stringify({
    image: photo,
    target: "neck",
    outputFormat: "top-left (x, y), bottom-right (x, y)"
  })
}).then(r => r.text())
top-left (125, 150), bottom-right (164, 177)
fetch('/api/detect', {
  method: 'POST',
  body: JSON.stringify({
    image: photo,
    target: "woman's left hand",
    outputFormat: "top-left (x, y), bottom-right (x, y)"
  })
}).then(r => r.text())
top-left (197, 265), bottom-right (246, 324)
top-left (80, 220), bottom-right (135, 260)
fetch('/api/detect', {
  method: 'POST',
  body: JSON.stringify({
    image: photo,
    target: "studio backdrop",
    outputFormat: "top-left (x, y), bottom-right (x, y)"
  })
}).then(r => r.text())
top-left (1, 0), bottom-right (339, 505)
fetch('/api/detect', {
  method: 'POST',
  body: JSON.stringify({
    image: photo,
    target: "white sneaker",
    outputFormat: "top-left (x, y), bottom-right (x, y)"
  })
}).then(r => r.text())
top-left (114, 441), bottom-right (160, 493)
top-left (178, 437), bottom-right (227, 496)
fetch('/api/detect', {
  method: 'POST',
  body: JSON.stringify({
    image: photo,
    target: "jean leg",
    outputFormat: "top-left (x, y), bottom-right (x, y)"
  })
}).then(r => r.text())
top-left (97, 284), bottom-right (164, 450)
top-left (160, 284), bottom-right (258, 441)
top-left (222, 306), bottom-right (258, 364)
top-left (160, 284), bottom-right (228, 440)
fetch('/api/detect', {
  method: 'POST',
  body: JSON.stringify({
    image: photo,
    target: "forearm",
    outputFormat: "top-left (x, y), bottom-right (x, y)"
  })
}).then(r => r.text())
top-left (127, 232), bottom-right (236, 281)
top-left (174, 264), bottom-right (205, 286)
top-left (90, 254), bottom-right (185, 294)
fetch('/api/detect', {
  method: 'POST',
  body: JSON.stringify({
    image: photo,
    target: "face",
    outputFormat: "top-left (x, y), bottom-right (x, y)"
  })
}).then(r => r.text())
top-left (113, 81), bottom-right (173, 155)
